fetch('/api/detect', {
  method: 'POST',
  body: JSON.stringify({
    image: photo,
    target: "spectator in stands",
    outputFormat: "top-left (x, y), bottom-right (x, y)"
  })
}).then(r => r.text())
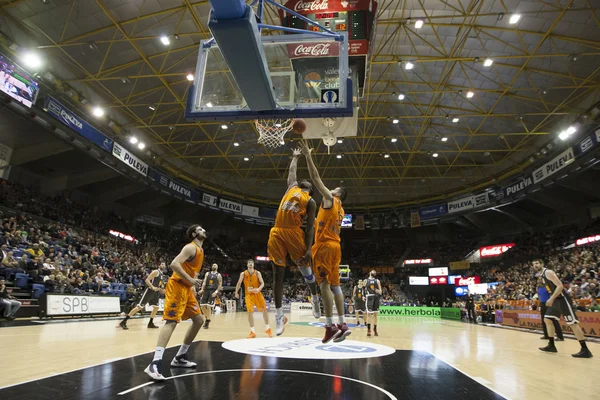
top-left (18, 254), bottom-right (30, 272)
top-left (1, 243), bottom-right (7, 261)
top-left (26, 243), bottom-right (44, 258)
top-left (0, 278), bottom-right (21, 320)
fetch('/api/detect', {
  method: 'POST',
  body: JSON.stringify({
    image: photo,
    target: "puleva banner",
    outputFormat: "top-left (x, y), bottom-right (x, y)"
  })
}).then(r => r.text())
top-left (379, 306), bottom-right (441, 317)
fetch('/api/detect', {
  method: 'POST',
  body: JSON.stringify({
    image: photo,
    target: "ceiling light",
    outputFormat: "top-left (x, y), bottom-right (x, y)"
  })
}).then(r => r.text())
top-left (129, 136), bottom-right (138, 144)
top-left (336, 154), bottom-right (342, 159)
top-left (160, 35), bottom-right (170, 45)
top-left (484, 151), bottom-right (490, 156)
top-left (452, 117), bottom-right (459, 123)
top-left (384, 154), bottom-right (390, 158)
top-left (233, 142), bottom-right (239, 147)
top-left (432, 153), bottom-right (439, 158)
top-left (137, 142), bottom-right (146, 150)
top-left (509, 14), bottom-right (521, 24)
top-left (466, 91), bottom-right (474, 98)
top-left (206, 102), bottom-right (213, 108)
top-left (186, 73), bottom-right (194, 81)
top-left (120, 77), bottom-right (130, 84)
top-left (221, 124), bottom-right (228, 129)
top-left (566, 126), bottom-right (576, 135)
top-left (398, 93), bottom-right (405, 100)
top-left (441, 137), bottom-right (448, 142)
top-left (414, 19), bottom-right (424, 29)
top-left (483, 58), bottom-right (493, 67)
top-left (149, 105), bottom-right (156, 111)
top-left (92, 107), bottom-right (104, 117)
top-left (337, 139), bottom-right (343, 144)
top-left (22, 52), bottom-right (42, 69)
top-left (391, 138), bottom-right (397, 143)
top-left (404, 61), bottom-right (414, 70)
top-left (559, 131), bottom-right (569, 141)
top-left (244, 157), bottom-right (249, 161)
top-left (392, 119), bottom-right (399, 124)
top-left (174, 34), bottom-right (180, 40)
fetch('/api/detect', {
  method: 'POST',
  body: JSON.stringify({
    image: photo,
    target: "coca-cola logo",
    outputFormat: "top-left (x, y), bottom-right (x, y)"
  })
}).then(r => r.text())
top-left (294, 0), bottom-right (329, 12)
top-left (456, 276), bottom-right (480, 286)
top-left (293, 43), bottom-right (331, 57)
top-left (480, 243), bottom-right (514, 258)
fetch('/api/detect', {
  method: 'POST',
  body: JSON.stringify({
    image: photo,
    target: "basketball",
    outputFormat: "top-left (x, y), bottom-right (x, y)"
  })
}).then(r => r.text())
top-left (292, 119), bottom-right (307, 134)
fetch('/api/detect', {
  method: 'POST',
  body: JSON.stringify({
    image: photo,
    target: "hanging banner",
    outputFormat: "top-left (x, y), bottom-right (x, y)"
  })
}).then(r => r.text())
top-left (419, 203), bottom-right (447, 220)
top-left (447, 193), bottom-right (489, 214)
top-left (242, 204), bottom-right (259, 217)
top-left (202, 193), bottom-right (218, 206)
top-left (480, 243), bottom-right (515, 258)
top-left (575, 128), bottom-right (600, 156)
top-left (532, 147), bottom-right (574, 184)
top-left (45, 95), bottom-right (113, 153)
top-left (499, 174), bottom-right (534, 199)
top-left (149, 170), bottom-right (198, 203)
top-left (410, 211), bottom-right (421, 228)
top-left (112, 142), bottom-right (148, 177)
top-left (219, 198), bottom-right (242, 213)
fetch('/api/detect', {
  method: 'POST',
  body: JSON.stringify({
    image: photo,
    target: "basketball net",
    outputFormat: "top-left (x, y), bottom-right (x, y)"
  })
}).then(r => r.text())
top-left (255, 119), bottom-right (294, 148)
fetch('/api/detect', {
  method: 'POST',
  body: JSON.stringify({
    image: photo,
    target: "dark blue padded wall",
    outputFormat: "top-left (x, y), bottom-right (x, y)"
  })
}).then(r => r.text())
top-left (207, 5), bottom-right (277, 112)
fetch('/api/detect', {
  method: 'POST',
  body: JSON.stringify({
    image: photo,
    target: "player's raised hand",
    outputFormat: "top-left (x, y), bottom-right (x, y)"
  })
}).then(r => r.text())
top-left (299, 140), bottom-right (312, 155)
top-left (292, 148), bottom-right (302, 157)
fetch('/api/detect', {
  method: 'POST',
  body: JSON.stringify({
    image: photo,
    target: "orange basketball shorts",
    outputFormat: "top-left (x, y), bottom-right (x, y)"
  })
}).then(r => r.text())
top-left (312, 241), bottom-right (341, 286)
top-left (245, 292), bottom-right (267, 313)
top-left (163, 279), bottom-right (201, 322)
top-left (267, 227), bottom-right (307, 267)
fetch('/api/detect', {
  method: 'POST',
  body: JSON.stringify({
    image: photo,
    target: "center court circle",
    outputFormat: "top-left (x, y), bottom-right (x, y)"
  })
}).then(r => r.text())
top-left (222, 337), bottom-right (395, 360)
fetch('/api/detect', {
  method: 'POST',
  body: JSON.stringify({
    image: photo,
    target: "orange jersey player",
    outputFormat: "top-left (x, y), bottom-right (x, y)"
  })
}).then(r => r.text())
top-left (267, 147), bottom-right (320, 337)
top-left (300, 139), bottom-right (350, 344)
top-left (235, 259), bottom-right (271, 338)
top-left (144, 225), bottom-right (207, 381)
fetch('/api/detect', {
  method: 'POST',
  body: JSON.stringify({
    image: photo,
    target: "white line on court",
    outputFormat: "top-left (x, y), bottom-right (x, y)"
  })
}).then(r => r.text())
top-left (117, 368), bottom-right (398, 399)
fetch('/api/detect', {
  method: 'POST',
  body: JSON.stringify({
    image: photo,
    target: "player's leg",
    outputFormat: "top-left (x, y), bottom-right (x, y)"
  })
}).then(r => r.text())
top-left (315, 243), bottom-right (344, 343)
top-left (372, 296), bottom-right (380, 336)
top-left (366, 297), bottom-right (373, 336)
top-left (288, 228), bottom-right (320, 318)
top-left (559, 298), bottom-right (592, 358)
top-left (268, 228), bottom-right (288, 334)
top-left (171, 289), bottom-right (204, 368)
top-left (540, 302), bottom-right (550, 339)
top-left (148, 305), bottom-right (160, 329)
top-left (201, 305), bottom-right (212, 329)
top-left (120, 304), bottom-right (142, 330)
top-left (257, 295), bottom-right (272, 337)
top-left (355, 309), bottom-right (360, 325)
top-left (246, 295), bottom-right (257, 338)
top-left (540, 303), bottom-right (561, 353)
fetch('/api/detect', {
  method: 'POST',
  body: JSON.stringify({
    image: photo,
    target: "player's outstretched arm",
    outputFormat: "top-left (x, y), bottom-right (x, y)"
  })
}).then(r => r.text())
top-left (169, 244), bottom-right (199, 286)
top-left (299, 140), bottom-right (333, 203)
top-left (287, 148), bottom-right (302, 187)
top-left (303, 198), bottom-right (316, 259)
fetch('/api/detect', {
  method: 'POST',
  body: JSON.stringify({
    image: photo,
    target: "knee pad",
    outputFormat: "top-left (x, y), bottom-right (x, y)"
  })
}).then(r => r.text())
top-left (331, 285), bottom-right (343, 295)
top-left (299, 266), bottom-right (315, 284)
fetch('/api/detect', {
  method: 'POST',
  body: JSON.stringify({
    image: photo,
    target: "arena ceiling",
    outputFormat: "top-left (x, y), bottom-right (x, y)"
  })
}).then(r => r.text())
top-left (0, 0), bottom-right (599, 208)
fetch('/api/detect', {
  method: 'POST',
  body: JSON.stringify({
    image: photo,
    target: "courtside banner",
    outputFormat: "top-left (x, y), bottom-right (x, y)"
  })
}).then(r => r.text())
top-left (499, 310), bottom-right (600, 338)
top-left (40, 294), bottom-right (121, 317)
top-left (112, 142), bottom-right (148, 177)
top-left (440, 308), bottom-right (461, 320)
top-left (45, 95), bottom-right (113, 153)
top-left (149, 169), bottom-right (198, 203)
top-left (379, 306), bottom-right (441, 318)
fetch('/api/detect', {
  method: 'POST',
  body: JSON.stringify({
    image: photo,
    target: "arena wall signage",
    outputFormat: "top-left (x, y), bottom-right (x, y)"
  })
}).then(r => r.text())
top-left (112, 142), bottom-right (148, 177)
top-left (149, 169), bottom-right (198, 203)
top-left (242, 204), bottom-right (260, 217)
top-left (532, 147), bottom-right (574, 184)
top-left (408, 276), bottom-right (429, 286)
top-left (418, 203), bottom-right (447, 220)
top-left (479, 243), bottom-right (514, 258)
top-left (109, 229), bottom-right (137, 243)
top-left (0, 53), bottom-right (39, 108)
top-left (440, 307), bottom-right (461, 320)
top-left (575, 127), bottom-right (600, 156)
top-left (576, 234), bottom-right (600, 246)
top-left (40, 294), bottom-right (121, 317)
top-left (202, 193), bottom-right (218, 206)
top-left (404, 259), bottom-right (432, 265)
top-left (379, 306), bottom-right (441, 317)
top-left (498, 175), bottom-right (534, 200)
top-left (447, 193), bottom-right (488, 214)
top-left (449, 261), bottom-right (470, 271)
top-left (454, 276), bottom-right (480, 286)
top-left (219, 198), bottom-right (242, 213)
top-left (498, 310), bottom-right (600, 338)
top-left (44, 95), bottom-right (113, 153)
top-left (428, 267), bottom-right (448, 276)
top-left (255, 256), bottom-right (270, 262)
top-left (429, 276), bottom-right (447, 285)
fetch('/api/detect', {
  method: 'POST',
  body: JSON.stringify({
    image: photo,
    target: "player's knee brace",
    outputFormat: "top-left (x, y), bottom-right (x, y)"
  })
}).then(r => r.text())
top-left (331, 285), bottom-right (343, 295)
top-left (299, 266), bottom-right (315, 284)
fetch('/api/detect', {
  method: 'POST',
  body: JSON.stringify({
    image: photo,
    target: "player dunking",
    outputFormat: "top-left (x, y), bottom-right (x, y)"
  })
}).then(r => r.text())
top-left (120, 263), bottom-right (166, 330)
top-left (353, 280), bottom-right (366, 327)
top-left (300, 140), bottom-right (350, 343)
top-left (268, 148), bottom-right (320, 336)
top-left (365, 270), bottom-right (382, 337)
top-left (199, 263), bottom-right (222, 330)
top-left (235, 259), bottom-right (272, 338)
top-left (533, 260), bottom-right (593, 358)
top-left (144, 225), bottom-right (207, 381)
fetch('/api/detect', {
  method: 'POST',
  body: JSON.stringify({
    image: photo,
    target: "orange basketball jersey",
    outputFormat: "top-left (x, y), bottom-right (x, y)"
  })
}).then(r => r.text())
top-left (315, 197), bottom-right (344, 243)
top-left (172, 242), bottom-right (204, 281)
top-left (274, 185), bottom-right (311, 228)
top-left (243, 270), bottom-right (260, 291)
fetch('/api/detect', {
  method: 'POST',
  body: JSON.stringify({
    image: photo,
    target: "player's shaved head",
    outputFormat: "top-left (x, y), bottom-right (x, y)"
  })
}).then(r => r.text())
top-left (332, 186), bottom-right (347, 201)
top-left (298, 179), bottom-right (314, 196)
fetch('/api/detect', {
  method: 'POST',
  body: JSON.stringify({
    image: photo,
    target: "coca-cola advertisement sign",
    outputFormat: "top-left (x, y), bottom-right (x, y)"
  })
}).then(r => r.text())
top-left (479, 243), bottom-right (515, 258)
top-left (575, 234), bottom-right (600, 246)
top-left (454, 276), bottom-right (481, 286)
top-left (292, 43), bottom-right (336, 57)
top-left (293, 0), bottom-right (329, 11)
top-left (284, 0), bottom-right (373, 13)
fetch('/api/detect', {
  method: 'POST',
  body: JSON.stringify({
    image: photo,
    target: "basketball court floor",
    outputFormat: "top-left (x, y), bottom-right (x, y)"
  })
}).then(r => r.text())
top-left (0, 313), bottom-right (597, 399)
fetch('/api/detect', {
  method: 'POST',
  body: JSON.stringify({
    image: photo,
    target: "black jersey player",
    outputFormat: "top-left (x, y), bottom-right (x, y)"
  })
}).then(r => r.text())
top-left (352, 280), bottom-right (366, 327)
top-left (120, 263), bottom-right (166, 330)
top-left (533, 259), bottom-right (592, 358)
top-left (198, 263), bottom-right (222, 329)
top-left (365, 270), bottom-right (382, 337)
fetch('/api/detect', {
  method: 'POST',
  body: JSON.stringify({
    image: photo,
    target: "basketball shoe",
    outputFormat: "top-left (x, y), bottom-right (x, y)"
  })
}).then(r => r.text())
top-left (276, 315), bottom-right (288, 336)
top-left (144, 360), bottom-right (166, 381)
top-left (171, 353), bottom-right (197, 368)
top-left (265, 327), bottom-right (273, 338)
top-left (333, 323), bottom-right (351, 343)
top-left (248, 331), bottom-right (257, 339)
top-left (322, 324), bottom-right (342, 344)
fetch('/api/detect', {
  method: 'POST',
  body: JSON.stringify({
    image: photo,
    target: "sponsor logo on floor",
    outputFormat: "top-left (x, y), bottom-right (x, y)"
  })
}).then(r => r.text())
top-left (290, 321), bottom-right (364, 328)
top-left (222, 337), bottom-right (395, 360)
